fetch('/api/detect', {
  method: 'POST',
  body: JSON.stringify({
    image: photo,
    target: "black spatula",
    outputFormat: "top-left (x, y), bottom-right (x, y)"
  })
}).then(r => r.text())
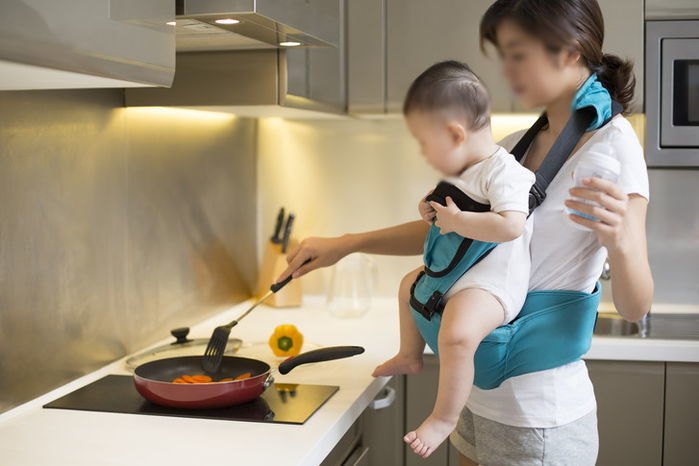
top-left (202, 258), bottom-right (311, 373)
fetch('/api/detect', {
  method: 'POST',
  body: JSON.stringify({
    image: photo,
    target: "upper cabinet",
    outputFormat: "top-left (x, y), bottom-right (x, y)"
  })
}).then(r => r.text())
top-left (597, 0), bottom-right (644, 113)
top-left (385, 0), bottom-right (513, 114)
top-left (285, 0), bottom-right (346, 111)
top-left (348, 0), bottom-right (645, 115)
top-left (0, 0), bottom-right (175, 90)
top-left (646, 0), bottom-right (699, 20)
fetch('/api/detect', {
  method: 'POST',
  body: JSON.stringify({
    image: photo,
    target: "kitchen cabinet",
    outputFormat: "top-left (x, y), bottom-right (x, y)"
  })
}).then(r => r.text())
top-left (384, 0), bottom-right (513, 114)
top-left (287, 0), bottom-right (346, 111)
top-left (363, 375), bottom-right (406, 465)
top-left (348, 0), bottom-right (512, 115)
top-left (587, 360), bottom-right (665, 466)
top-left (405, 354), bottom-right (461, 466)
top-left (322, 375), bottom-right (405, 466)
top-left (663, 362), bottom-right (699, 466)
top-left (0, 0), bottom-right (175, 90)
top-left (598, 0), bottom-right (644, 113)
top-left (348, 0), bottom-right (644, 115)
top-left (646, 0), bottom-right (699, 20)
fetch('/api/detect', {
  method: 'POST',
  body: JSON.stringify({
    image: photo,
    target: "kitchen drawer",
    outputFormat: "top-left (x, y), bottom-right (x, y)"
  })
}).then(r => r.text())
top-left (320, 414), bottom-right (363, 466)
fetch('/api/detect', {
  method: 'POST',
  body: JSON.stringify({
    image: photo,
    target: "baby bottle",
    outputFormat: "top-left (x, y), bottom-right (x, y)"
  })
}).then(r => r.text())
top-left (566, 142), bottom-right (621, 231)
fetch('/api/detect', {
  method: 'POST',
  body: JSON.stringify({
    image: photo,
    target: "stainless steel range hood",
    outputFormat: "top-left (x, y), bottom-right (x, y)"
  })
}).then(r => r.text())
top-left (175, 0), bottom-right (339, 51)
top-left (126, 1), bottom-right (346, 118)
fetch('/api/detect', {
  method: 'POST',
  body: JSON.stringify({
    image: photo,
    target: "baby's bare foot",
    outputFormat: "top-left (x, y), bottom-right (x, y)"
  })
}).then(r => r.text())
top-left (403, 414), bottom-right (457, 458)
top-left (371, 354), bottom-right (423, 377)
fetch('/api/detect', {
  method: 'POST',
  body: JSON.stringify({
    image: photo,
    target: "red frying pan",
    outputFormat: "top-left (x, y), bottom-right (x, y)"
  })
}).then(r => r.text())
top-left (133, 346), bottom-right (364, 409)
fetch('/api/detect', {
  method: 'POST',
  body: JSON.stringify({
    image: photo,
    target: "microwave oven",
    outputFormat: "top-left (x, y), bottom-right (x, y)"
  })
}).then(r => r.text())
top-left (646, 20), bottom-right (699, 167)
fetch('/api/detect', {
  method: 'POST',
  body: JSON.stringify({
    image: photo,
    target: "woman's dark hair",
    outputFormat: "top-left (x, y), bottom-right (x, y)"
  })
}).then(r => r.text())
top-left (480, 0), bottom-right (635, 113)
top-left (403, 60), bottom-right (491, 130)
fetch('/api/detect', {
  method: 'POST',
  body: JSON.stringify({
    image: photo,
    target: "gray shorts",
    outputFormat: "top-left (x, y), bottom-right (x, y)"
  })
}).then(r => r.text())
top-left (449, 407), bottom-right (598, 465)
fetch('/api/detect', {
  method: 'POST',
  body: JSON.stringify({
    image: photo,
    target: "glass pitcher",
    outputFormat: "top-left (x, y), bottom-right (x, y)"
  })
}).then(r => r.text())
top-left (326, 253), bottom-right (378, 318)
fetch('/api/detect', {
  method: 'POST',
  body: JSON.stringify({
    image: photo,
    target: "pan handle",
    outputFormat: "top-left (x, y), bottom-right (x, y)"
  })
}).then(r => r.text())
top-left (278, 345), bottom-right (365, 375)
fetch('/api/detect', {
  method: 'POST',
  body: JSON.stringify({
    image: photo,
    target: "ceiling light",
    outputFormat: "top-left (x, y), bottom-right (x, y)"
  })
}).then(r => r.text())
top-left (279, 41), bottom-right (302, 47)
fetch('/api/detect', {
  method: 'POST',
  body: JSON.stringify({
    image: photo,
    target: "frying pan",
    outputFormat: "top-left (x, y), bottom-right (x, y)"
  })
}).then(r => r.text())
top-left (133, 345), bottom-right (364, 409)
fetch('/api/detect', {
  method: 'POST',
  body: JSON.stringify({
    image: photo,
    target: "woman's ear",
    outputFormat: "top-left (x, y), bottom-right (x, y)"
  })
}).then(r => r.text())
top-left (446, 121), bottom-right (468, 146)
top-left (562, 45), bottom-right (582, 67)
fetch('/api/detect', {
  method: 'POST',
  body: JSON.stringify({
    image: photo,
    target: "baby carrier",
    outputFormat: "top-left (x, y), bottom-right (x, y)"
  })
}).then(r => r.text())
top-left (409, 95), bottom-right (623, 390)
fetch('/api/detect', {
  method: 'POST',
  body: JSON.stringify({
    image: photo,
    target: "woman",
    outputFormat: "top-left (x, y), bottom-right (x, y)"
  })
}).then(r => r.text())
top-left (275, 0), bottom-right (653, 464)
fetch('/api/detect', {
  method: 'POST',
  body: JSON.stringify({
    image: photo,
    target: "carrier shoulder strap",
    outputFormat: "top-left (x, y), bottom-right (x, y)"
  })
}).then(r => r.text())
top-left (511, 99), bottom-right (623, 214)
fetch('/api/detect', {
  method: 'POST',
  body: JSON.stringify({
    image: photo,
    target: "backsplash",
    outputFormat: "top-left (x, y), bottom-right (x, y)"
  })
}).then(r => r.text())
top-left (256, 114), bottom-right (698, 307)
top-left (0, 90), bottom-right (258, 413)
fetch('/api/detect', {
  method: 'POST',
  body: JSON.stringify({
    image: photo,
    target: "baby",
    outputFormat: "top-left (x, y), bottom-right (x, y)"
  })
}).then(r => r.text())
top-left (372, 60), bottom-right (536, 458)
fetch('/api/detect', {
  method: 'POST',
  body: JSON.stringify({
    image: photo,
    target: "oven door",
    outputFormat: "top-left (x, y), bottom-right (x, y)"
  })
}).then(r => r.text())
top-left (661, 38), bottom-right (699, 148)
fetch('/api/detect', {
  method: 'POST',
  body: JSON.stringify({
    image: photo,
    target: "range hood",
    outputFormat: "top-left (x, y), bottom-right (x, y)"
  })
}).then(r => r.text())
top-left (174, 0), bottom-right (339, 51)
top-left (126, 1), bottom-right (346, 118)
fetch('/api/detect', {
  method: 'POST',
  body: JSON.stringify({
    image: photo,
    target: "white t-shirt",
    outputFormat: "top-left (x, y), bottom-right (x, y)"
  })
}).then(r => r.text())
top-left (443, 145), bottom-right (536, 214)
top-left (439, 146), bottom-right (535, 324)
top-left (465, 115), bottom-right (650, 428)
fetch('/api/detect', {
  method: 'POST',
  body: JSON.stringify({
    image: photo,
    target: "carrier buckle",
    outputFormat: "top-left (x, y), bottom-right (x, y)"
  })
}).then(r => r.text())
top-left (409, 271), bottom-right (443, 321)
top-left (528, 184), bottom-right (547, 212)
top-left (422, 290), bottom-right (444, 321)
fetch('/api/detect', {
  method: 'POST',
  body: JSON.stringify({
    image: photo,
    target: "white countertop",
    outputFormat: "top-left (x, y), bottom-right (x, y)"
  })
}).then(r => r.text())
top-left (0, 296), bottom-right (400, 466)
top-left (1, 295), bottom-right (698, 466)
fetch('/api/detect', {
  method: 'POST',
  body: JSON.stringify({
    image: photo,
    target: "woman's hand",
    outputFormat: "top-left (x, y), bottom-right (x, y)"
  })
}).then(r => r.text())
top-left (428, 197), bottom-right (461, 235)
top-left (565, 177), bottom-right (631, 253)
top-left (566, 176), bottom-right (653, 322)
top-left (418, 190), bottom-right (436, 223)
top-left (274, 235), bottom-right (353, 283)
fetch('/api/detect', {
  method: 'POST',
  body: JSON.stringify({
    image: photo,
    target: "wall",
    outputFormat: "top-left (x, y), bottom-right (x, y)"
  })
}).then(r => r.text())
top-left (256, 114), bottom-right (542, 298)
top-left (0, 89), bottom-right (258, 413)
top-left (256, 114), bottom-right (697, 307)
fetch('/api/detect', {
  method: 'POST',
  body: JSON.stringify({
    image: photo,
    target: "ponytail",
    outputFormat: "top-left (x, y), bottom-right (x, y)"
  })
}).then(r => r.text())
top-left (594, 54), bottom-right (636, 114)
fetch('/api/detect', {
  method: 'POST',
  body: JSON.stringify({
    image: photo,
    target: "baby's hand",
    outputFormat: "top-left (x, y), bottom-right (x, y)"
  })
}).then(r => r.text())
top-left (418, 190), bottom-right (436, 223)
top-left (429, 197), bottom-right (462, 234)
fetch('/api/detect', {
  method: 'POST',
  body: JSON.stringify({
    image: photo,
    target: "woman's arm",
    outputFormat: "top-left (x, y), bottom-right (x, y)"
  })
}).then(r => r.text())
top-left (275, 220), bottom-right (429, 282)
top-left (566, 178), bottom-right (654, 322)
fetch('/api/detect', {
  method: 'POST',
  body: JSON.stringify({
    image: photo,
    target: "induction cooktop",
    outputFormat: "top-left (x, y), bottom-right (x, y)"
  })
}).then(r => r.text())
top-left (43, 375), bottom-right (339, 425)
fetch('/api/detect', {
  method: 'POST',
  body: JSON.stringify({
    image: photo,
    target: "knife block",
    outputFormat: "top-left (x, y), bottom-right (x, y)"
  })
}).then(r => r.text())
top-left (255, 239), bottom-right (303, 307)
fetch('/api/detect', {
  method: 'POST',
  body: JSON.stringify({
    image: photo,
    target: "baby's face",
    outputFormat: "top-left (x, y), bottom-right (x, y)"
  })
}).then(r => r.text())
top-left (405, 111), bottom-right (469, 176)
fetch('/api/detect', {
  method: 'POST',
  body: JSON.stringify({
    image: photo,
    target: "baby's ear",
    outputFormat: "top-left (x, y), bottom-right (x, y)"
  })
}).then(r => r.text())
top-left (446, 121), bottom-right (467, 145)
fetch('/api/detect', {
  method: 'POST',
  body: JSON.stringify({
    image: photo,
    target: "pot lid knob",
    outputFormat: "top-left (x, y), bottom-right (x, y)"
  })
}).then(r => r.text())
top-left (170, 327), bottom-right (191, 345)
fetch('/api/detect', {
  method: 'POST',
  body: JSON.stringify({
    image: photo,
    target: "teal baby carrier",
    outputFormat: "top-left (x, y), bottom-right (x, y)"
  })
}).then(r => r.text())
top-left (410, 77), bottom-right (622, 390)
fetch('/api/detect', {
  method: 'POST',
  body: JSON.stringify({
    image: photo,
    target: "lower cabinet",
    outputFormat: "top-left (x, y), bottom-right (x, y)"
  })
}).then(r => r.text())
top-left (404, 355), bottom-right (459, 466)
top-left (663, 362), bottom-right (699, 466)
top-left (321, 375), bottom-right (405, 466)
top-left (587, 360), bottom-right (665, 466)
top-left (323, 358), bottom-right (699, 466)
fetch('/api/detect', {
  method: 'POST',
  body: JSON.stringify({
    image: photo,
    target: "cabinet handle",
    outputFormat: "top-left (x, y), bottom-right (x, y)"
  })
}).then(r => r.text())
top-left (369, 386), bottom-right (396, 410)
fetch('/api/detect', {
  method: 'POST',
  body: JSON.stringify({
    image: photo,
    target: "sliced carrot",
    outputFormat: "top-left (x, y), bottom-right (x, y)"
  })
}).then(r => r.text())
top-left (172, 377), bottom-right (187, 384)
top-left (191, 374), bottom-right (212, 383)
top-left (234, 372), bottom-right (252, 380)
top-left (181, 375), bottom-right (197, 383)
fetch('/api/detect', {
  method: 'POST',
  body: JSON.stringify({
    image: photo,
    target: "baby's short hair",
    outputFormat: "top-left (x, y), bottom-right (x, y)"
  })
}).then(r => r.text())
top-left (403, 60), bottom-right (491, 131)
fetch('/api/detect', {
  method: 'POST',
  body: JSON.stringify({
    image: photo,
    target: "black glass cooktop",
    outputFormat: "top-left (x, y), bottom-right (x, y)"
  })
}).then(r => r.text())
top-left (43, 375), bottom-right (339, 425)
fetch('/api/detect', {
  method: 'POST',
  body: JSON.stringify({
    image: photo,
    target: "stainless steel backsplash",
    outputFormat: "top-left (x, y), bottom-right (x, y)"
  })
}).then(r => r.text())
top-left (0, 89), bottom-right (257, 413)
top-left (645, 169), bottom-right (699, 305)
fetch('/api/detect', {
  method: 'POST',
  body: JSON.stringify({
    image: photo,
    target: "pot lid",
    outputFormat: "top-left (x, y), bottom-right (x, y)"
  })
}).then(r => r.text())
top-left (125, 327), bottom-right (242, 371)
